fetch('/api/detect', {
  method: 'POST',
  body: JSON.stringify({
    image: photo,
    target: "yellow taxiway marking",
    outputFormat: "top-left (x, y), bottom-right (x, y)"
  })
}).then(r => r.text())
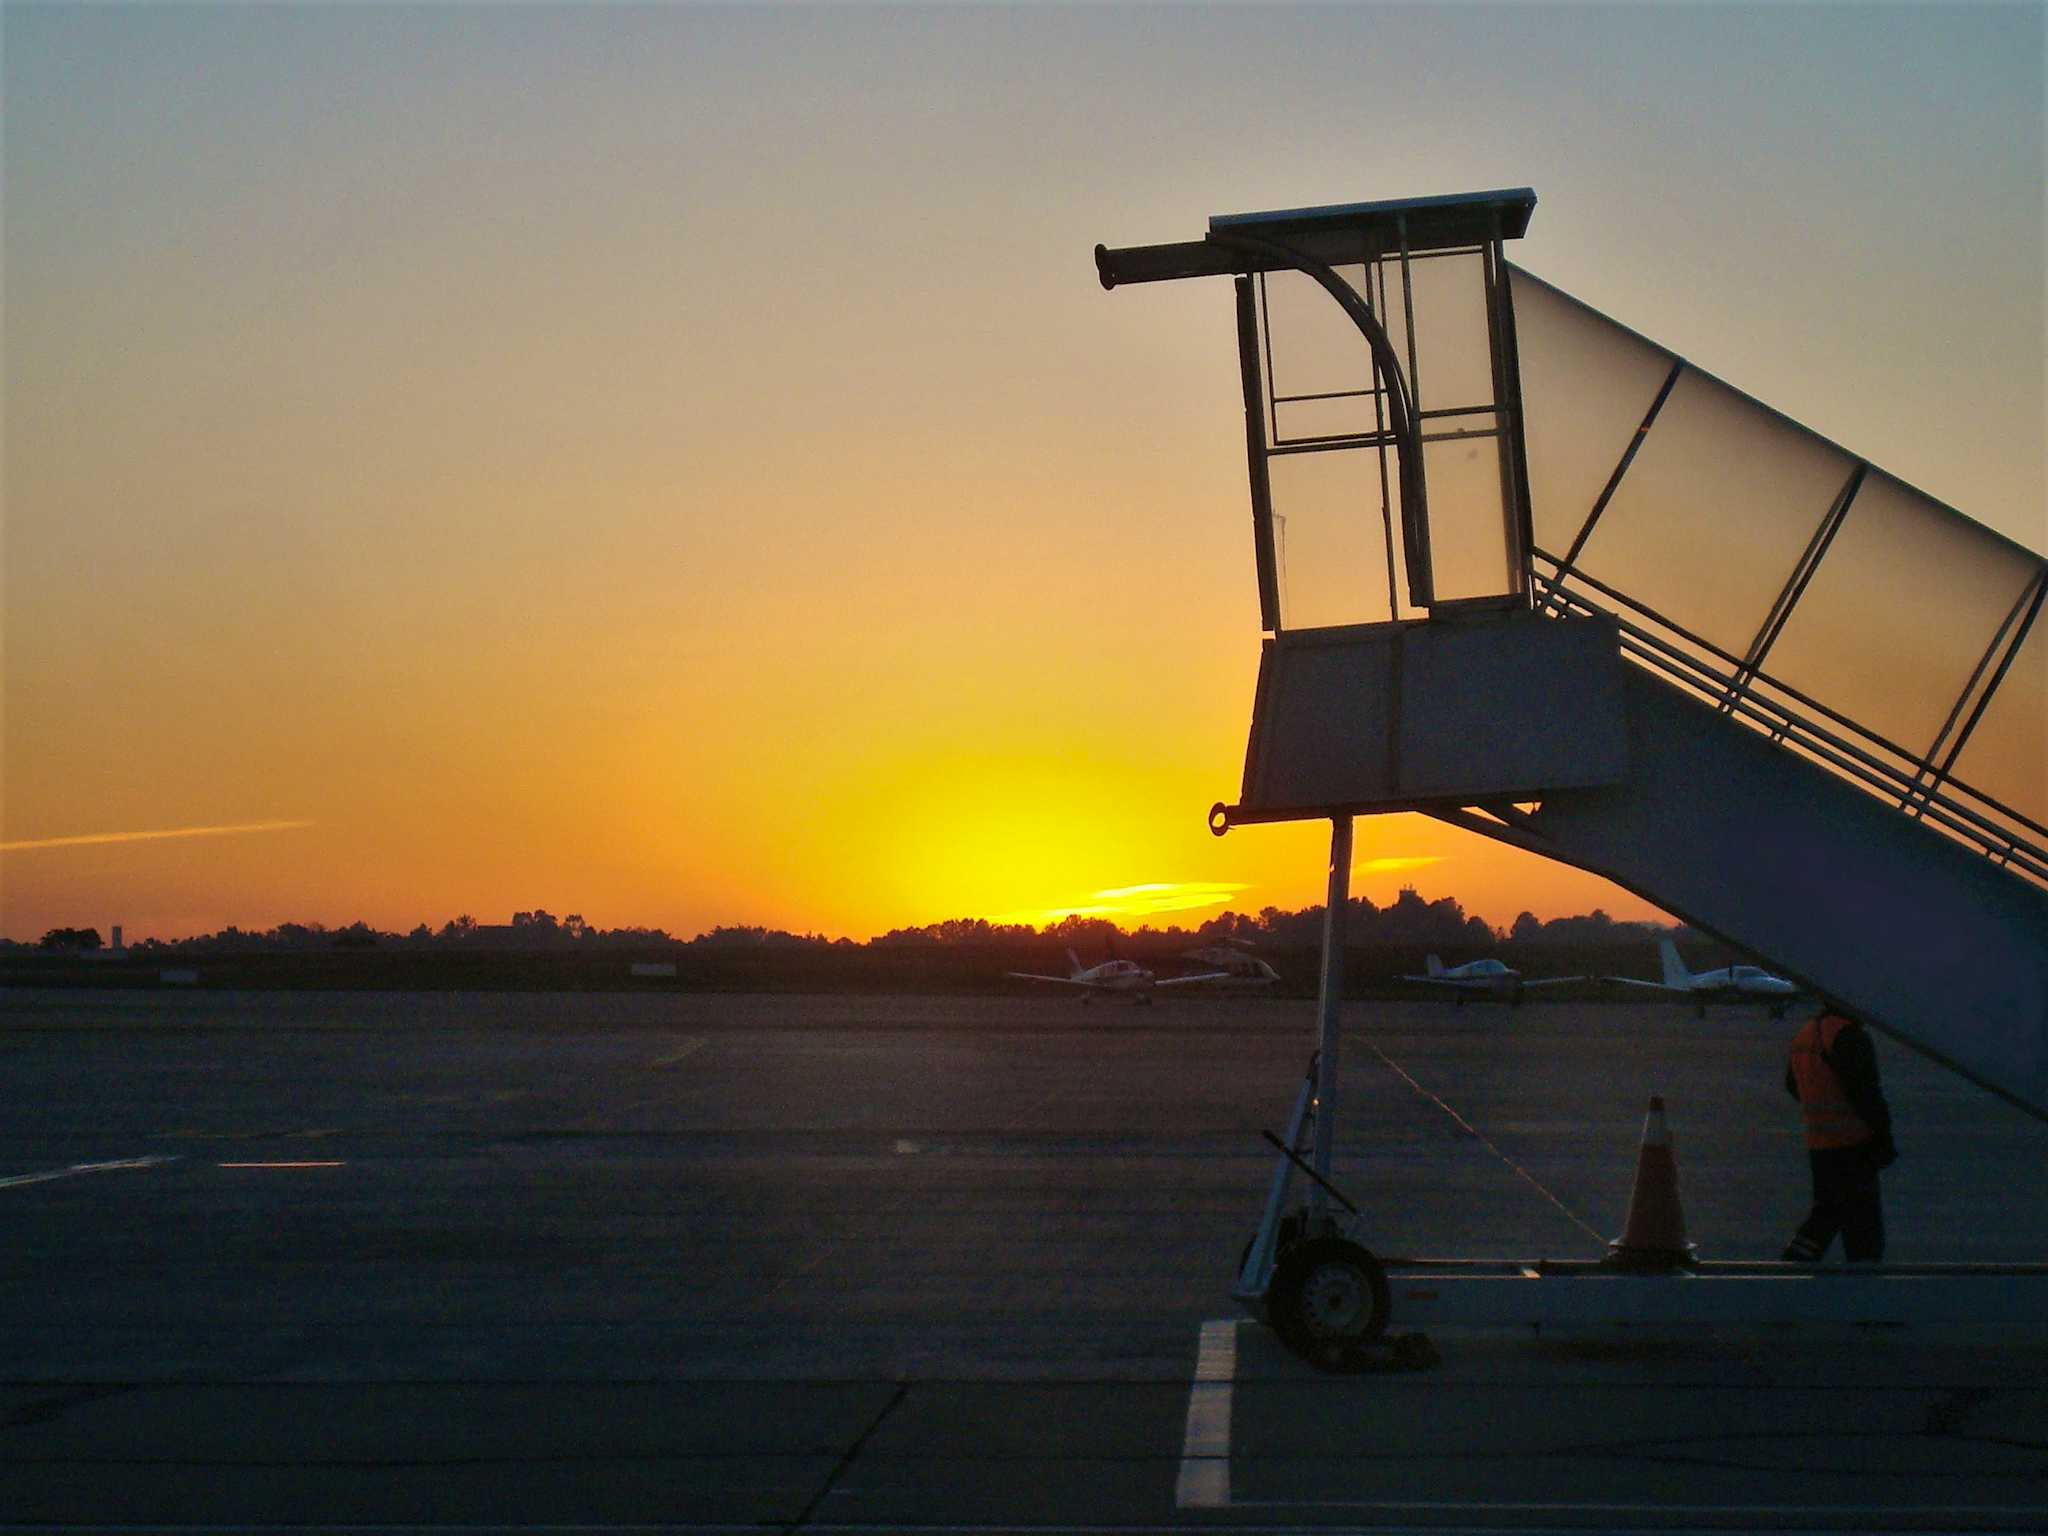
top-left (649, 1038), bottom-right (705, 1070)
top-left (218, 1161), bottom-right (345, 1169)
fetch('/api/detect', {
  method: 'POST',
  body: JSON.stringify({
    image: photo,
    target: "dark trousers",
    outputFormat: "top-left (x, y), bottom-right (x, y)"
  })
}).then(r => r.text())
top-left (1784, 1143), bottom-right (1885, 1262)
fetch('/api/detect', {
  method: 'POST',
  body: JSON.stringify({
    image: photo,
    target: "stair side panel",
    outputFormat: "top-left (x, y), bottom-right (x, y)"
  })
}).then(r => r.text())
top-left (1529, 668), bottom-right (2048, 1116)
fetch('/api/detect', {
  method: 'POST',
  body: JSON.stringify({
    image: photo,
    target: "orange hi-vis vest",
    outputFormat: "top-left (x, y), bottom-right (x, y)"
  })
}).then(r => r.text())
top-left (1789, 1013), bottom-right (1875, 1150)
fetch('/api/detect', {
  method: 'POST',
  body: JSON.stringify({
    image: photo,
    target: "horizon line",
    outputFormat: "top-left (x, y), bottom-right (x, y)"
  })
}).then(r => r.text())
top-left (5, 902), bottom-right (1679, 950)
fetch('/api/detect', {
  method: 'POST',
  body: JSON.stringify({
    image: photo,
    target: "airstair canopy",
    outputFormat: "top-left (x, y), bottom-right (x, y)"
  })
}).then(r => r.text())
top-left (1098, 189), bottom-right (1541, 621)
top-left (1209, 189), bottom-right (1538, 261)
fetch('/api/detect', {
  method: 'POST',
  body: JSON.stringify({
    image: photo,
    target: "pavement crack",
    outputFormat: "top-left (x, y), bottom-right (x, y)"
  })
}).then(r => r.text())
top-left (1, 1385), bottom-right (138, 1431)
top-left (785, 1381), bottom-right (908, 1532)
top-left (1924, 1386), bottom-right (1995, 1436)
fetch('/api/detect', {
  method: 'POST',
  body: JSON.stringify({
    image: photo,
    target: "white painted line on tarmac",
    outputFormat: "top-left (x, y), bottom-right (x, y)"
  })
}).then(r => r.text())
top-left (1225, 1496), bottom-right (2048, 1522)
top-left (0, 1526), bottom-right (1295, 1534)
top-left (0, 1154), bottom-right (175, 1190)
top-left (1165, 1318), bottom-right (2048, 1528)
top-left (1174, 1316), bottom-right (1237, 1508)
top-left (649, 1038), bottom-right (705, 1069)
top-left (7, 1521), bottom-right (2040, 1535)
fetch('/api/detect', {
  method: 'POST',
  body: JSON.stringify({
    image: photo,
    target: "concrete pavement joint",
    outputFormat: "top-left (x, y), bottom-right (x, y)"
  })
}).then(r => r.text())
top-left (784, 1381), bottom-right (908, 1533)
top-left (1369, 1043), bottom-right (1605, 1246)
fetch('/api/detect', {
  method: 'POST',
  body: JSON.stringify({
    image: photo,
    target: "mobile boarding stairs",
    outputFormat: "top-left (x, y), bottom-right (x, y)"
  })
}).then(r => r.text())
top-left (1096, 190), bottom-right (2048, 1366)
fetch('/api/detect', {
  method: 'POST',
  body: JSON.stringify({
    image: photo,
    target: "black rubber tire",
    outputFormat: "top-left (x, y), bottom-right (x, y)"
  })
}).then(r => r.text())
top-left (1269, 1237), bottom-right (1390, 1371)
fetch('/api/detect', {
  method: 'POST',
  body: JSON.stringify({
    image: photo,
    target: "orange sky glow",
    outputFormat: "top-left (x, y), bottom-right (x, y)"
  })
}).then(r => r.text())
top-left (4, 7), bottom-right (2040, 944)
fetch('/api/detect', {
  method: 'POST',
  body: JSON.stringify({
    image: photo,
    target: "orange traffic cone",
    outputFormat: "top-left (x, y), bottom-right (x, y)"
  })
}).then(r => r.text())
top-left (1605, 1095), bottom-right (1698, 1271)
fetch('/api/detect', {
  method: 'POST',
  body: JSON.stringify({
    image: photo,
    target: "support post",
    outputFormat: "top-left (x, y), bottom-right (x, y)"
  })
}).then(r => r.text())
top-left (1311, 815), bottom-right (1353, 1219)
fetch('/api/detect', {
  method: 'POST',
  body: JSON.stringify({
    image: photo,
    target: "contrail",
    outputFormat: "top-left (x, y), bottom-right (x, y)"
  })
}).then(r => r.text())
top-left (1, 820), bottom-right (314, 853)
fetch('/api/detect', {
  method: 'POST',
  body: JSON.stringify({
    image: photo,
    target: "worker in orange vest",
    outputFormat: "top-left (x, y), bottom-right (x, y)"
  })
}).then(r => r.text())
top-left (1782, 1001), bottom-right (1896, 1263)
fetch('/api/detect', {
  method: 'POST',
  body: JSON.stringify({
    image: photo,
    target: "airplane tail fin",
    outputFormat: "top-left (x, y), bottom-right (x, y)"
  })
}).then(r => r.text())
top-left (1659, 938), bottom-right (1693, 990)
top-left (1066, 947), bottom-right (1084, 978)
top-left (1426, 954), bottom-right (1444, 978)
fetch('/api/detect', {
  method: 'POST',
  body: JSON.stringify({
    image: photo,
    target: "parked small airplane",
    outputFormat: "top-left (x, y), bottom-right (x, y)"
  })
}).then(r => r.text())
top-left (1604, 938), bottom-right (1801, 1017)
top-left (1008, 949), bottom-right (1231, 1003)
top-left (1180, 943), bottom-right (1281, 990)
top-left (1398, 954), bottom-right (1580, 1005)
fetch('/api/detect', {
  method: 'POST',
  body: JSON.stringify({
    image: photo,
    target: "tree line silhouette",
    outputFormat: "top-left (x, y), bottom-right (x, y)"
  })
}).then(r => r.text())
top-left (19, 887), bottom-right (1666, 956)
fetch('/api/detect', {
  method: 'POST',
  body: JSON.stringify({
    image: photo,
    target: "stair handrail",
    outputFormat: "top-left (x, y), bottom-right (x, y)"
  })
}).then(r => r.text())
top-left (1532, 566), bottom-right (2048, 888)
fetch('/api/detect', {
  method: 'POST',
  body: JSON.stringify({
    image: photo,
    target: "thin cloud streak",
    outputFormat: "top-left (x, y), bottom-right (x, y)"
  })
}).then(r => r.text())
top-left (1354, 855), bottom-right (1446, 876)
top-left (1, 820), bottom-right (314, 854)
top-left (1089, 882), bottom-right (1250, 907)
top-left (986, 880), bottom-right (1251, 927)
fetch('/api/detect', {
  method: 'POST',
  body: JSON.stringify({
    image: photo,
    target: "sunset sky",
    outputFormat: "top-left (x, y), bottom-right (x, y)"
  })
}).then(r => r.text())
top-left (5, 3), bottom-right (2043, 943)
